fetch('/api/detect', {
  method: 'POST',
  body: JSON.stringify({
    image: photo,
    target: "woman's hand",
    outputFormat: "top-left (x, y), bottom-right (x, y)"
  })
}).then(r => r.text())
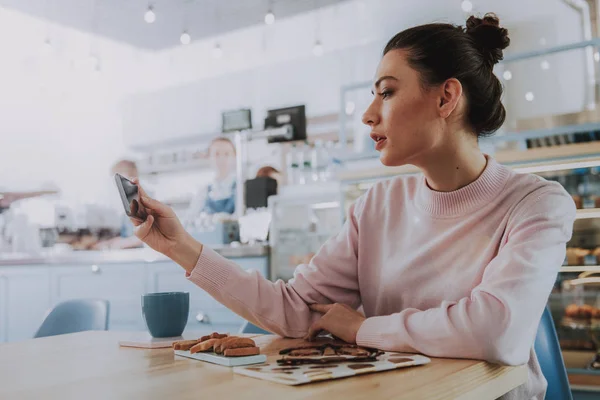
top-left (130, 179), bottom-right (203, 272)
top-left (305, 303), bottom-right (366, 343)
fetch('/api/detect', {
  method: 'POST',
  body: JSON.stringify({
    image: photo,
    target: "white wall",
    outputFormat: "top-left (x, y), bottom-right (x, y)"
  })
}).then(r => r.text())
top-left (0, 7), bottom-right (152, 205)
top-left (0, 0), bottom-right (587, 206)
top-left (123, 0), bottom-right (585, 148)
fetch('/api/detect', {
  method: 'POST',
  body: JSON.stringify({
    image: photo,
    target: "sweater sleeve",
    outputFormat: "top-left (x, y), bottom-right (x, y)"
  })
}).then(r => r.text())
top-left (184, 199), bottom-right (364, 338)
top-left (356, 185), bottom-right (575, 366)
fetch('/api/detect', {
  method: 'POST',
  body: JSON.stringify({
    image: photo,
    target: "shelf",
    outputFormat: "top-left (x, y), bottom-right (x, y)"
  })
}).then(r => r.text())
top-left (576, 209), bottom-right (600, 220)
top-left (138, 159), bottom-right (211, 176)
top-left (335, 142), bottom-right (600, 183)
top-left (561, 266), bottom-right (600, 273)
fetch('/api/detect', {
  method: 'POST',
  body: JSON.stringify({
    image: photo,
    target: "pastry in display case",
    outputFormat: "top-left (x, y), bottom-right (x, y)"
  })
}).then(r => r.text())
top-left (556, 272), bottom-right (600, 370)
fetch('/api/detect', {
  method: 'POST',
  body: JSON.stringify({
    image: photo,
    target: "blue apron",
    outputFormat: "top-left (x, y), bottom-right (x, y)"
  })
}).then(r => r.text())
top-left (202, 181), bottom-right (236, 214)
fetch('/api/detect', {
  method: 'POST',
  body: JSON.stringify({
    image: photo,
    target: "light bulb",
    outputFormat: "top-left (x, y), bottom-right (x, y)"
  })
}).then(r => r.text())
top-left (265, 11), bottom-right (275, 25)
top-left (213, 43), bottom-right (223, 59)
top-left (540, 60), bottom-right (550, 70)
top-left (180, 32), bottom-right (191, 45)
top-left (144, 7), bottom-right (156, 24)
top-left (502, 70), bottom-right (512, 80)
top-left (461, 0), bottom-right (473, 12)
top-left (525, 92), bottom-right (534, 102)
top-left (313, 40), bottom-right (324, 56)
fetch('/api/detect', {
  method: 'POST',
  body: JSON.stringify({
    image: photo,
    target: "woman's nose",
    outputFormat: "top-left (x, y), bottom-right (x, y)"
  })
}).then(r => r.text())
top-left (362, 100), bottom-right (379, 126)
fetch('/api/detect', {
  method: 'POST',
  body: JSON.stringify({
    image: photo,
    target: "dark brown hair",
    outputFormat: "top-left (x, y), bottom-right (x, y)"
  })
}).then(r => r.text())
top-left (383, 13), bottom-right (510, 137)
top-left (256, 166), bottom-right (280, 178)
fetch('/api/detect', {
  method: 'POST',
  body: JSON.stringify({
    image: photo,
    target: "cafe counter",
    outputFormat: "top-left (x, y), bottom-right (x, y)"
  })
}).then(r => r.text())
top-left (0, 245), bottom-right (270, 343)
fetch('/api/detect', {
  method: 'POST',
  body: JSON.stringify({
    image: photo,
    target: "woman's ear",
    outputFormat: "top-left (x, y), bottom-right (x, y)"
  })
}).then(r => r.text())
top-left (438, 78), bottom-right (463, 119)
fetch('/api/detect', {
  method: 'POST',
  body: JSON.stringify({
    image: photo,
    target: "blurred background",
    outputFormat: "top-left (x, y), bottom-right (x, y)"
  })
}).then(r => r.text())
top-left (2, 1), bottom-right (600, 396)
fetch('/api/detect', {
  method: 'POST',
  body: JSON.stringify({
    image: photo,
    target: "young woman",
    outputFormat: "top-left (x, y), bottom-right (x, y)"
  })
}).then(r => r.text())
top-left (186, 137), bottom-right (237, 220)
top-left (131, 14), bottom-right (574, 399)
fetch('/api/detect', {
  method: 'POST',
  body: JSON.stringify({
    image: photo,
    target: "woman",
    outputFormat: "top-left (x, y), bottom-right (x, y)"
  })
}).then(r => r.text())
top-left (131, 14), bottom-right (574, 399)
top-left (186, 137), bottom-right (237, 222)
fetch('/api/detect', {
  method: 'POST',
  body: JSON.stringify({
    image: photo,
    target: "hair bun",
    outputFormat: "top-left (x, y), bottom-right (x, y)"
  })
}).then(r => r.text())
top-left (465, 13), bottom-right (510, 67)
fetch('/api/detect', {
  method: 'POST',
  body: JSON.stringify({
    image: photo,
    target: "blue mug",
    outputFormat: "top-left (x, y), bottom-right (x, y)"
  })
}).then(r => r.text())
top-left (142, 292), bottom-right (189, 338)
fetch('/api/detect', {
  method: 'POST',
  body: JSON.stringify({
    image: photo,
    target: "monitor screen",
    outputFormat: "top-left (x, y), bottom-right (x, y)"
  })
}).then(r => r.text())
top-left (222, 108), bottom-right (252, 133)
top-left (264, 105), bottom-right (306, 143)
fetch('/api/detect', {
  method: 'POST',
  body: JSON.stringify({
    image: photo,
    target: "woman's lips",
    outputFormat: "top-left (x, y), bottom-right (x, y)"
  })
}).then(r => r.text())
top-left (375, 138), bottom-right (387, 151)
top-left (371, 133), bottom-right (387, 151)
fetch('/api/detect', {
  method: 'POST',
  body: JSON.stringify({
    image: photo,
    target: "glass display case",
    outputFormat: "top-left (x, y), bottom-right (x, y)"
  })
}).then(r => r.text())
top-left (268, 184), bottom-right (342, 281)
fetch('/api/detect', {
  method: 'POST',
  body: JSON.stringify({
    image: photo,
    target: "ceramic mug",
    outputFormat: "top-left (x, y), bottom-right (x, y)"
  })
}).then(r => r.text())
top-left (142, 292), bottom-right (189, 338)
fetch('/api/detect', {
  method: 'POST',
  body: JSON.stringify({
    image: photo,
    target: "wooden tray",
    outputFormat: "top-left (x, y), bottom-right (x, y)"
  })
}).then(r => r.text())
top-left (175, 349), bottom-right (267, 367)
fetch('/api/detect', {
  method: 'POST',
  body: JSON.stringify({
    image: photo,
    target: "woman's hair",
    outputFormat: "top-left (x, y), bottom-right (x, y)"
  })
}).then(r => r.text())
top-left (208, 136), bottom-right (236, 154)
top-left (383, 13), bottom-right (510, 137)
top-left (256, 166), bottom-right (280, 178)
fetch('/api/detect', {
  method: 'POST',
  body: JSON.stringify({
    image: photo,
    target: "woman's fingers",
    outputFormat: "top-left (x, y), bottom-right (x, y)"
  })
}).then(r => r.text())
top-left (305, 319), bottom-right (325, 341)
top-left (309, 303), bottom-right (334, 314)
top-left (129, 178), bottom-right (173, 218)
top-left (139, 193), bottom-right (172, 217)
top-left (134, 214), bottom-right (154, 240)
top-left (130, 216), bottom-right (144, 226)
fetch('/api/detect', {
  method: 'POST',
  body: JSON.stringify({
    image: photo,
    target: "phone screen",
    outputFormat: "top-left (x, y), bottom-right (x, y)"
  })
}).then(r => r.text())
top-left (114, 173), bottom-right (144, 220)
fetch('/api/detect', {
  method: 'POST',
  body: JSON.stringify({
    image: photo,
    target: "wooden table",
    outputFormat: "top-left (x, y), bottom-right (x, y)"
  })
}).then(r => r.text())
top-left (0, 331), bottom-right (527, 400)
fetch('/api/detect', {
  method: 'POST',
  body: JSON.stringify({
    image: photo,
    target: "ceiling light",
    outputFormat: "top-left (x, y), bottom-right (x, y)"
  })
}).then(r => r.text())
top-left (502, 70), bottom-right (512, 80)
top-left (213, 43), bottom-right (223, 59)
top-left (540, 60), bottom-right (550, 70)
top-left (525, 92), bottom-right (534, 102)
top-left (265, 10), bottom-right (275, 25)
top-left (144, 6), bottom-right (156, 24)
top-left (180, 31), bottom-right (191, 45)
top-left (461, 0), bottom-right (473, 12)
top-left (313, 40), bottom-right (324, 56)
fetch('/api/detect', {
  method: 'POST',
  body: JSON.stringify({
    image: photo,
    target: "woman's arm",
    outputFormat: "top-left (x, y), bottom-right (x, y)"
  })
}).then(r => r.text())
top-left (176, 201), bottom-right (364, 338)
top-left (131, 181), bottom-right (363, 338)
top-left (355, 187), bottom-right (575, 365)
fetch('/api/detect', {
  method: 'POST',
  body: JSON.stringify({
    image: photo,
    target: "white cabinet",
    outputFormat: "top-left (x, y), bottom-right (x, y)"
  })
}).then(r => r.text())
top-left (0, 255), bottom-right (269, 342)
top-left (0, 266), bottom-right (51, 342)
top-left (50, 263), bottom-right (148, 332)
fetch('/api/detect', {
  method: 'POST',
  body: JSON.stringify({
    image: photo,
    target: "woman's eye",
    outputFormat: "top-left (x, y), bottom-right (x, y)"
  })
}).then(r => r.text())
top-left (380, 90), bottom-right (392, 99)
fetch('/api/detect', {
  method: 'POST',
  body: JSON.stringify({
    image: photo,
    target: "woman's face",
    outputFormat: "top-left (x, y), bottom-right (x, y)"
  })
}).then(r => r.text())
top-left (209, 140), bottom-right (236, 175)
top-left (362, 49), bottom-right (448, 167)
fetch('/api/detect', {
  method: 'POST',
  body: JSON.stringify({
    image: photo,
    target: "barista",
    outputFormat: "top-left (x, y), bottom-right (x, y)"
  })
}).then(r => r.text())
top-left (186, 137), bottom-right (237, 224)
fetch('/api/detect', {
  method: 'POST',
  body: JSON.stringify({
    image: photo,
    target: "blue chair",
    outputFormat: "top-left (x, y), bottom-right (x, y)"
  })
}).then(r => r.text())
top-left (34, 299), bottom-right (110, 338)
top-left (239, 321), bottom-right (271, 335)
top-left (534, 306), bottom-right (573, 400)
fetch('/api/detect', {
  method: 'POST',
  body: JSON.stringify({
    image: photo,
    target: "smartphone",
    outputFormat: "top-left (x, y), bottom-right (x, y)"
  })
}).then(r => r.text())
top-left (114, 173), bottom-right (145, 222)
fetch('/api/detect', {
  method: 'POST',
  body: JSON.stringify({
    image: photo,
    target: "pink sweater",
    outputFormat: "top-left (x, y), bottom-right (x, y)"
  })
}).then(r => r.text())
top-left (187, 156), bottom-right (575, 400)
